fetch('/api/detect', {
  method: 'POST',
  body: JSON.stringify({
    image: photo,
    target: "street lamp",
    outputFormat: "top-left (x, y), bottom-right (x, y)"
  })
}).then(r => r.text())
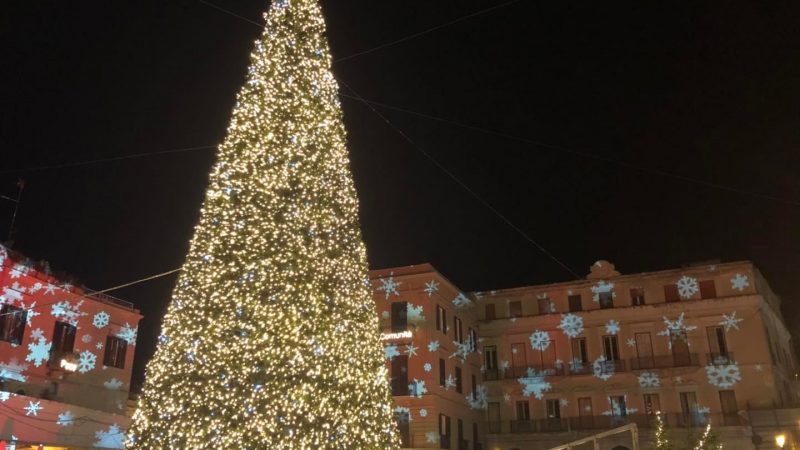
top-left (776, 434), bottom-right (786, 449)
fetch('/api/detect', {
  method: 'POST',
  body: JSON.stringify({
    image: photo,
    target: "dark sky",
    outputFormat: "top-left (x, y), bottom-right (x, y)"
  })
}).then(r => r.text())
top-left (2, 1), bottom-right (799, 387)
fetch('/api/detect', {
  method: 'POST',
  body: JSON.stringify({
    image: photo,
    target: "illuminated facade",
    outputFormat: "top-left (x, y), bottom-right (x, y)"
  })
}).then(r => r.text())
top-left (0, 245), bottom-right (142, 449)
top-left (375, 260), bottom-right (799, 450)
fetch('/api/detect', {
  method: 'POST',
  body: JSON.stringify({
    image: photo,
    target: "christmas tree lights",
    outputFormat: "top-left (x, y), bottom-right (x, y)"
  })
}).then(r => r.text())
top-left (127, 0), bottom-right (399, 448)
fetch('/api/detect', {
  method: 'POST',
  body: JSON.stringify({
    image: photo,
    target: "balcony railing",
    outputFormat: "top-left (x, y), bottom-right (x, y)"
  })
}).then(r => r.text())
top-left (489, 413), bottom-right (743, 434)
top-left (629, 353), bottom-right (700, 370)
top-left (707, 352), bottom-right (735, 366)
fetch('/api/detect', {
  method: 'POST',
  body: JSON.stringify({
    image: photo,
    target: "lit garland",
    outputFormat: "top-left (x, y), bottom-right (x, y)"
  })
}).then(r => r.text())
top-left (127, 0), bottom-right (399, 448)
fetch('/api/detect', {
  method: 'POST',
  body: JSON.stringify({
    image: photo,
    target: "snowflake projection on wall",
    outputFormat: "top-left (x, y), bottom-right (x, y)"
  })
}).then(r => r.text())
top-left (393, 406), bottom-right (411, 422)
top-left (676, 276), bottom-right (699, 299)
top-left (51, 300), bottom-right (87, 326)
top-left (529, 330), bottom-right (552, 351)
top-left (117, 323), bottom-right (138, 345)
top-left (44, 283), bottom-right (57, 295)
top-left (0, 358), bottom-right (28, 382)
top-left (420, 408), bottom-right (428, 417)
top-left (10, 263), bottom-right (30, 279)
top-left (591, 280), bottom-right (615, 302)
top-left (93, 311), bottom-right (110, 329)
top-left (500, 360), bottom-right (510, 372)
top-left (384, 345), bottom-right (400, 361)
top-left (375, 275), bottom-right (401, 299)
top-left (466, 385), bottom-right (488, 410)
top-left (558, 313), bottom-right (584, 338)
top-left (423, 362), bottom-right (432, 372)
top-left (81, 334), bottom-right (93, 344)
top-left (404, 343), bottom-right (418, 357)
top-left (730, 273), bottom-right (750, 292)
top-left (428, 341), bottom-right (440, 352)
top-left (719, 312), bottom-right (743, 332)
top-left (1, 286), bottom-right (23, 304)
top-left (605, 320), bottom-right (620, 335)
top-left (77, 350), bottom-right (97, 373)
top-left (706, 362), bottom-right (742, 388)
top-left (444, 374), bottom-right (456, 390)
top-left (424, 280), bottom-right (439, 297)
top-left (592, 356), bottom-right (615, 381)
top-left (104, 378), bottom-right (124, 390)
top-left (0, 392), bottom-right (10, 402)
top-left (25, 338), bottom-right (51, 367)
top-left (57, 410), bottom-right (75, 426)
top-left (658, 313), bottom-right (697, 348)
top-left (96, 342), bottom-right (104, 350)
top-left (560, 398), bottom-right (569, 407)
top-left (29, 328), bottom-right (44, 341)
top-left (518, 368), bottom-right (552, 400)
top-left (404, 304), bottom-right (425, 325)
top-left (601, 397), bottom-right (638, 416)
top-left (426, 431), bottom-right (439, 444)
top-left (24, 400), bottom-right (42, 416)
top-left (25, 301), bottom-right (39, 326)
top-left (569, 358), bottom-right (584, 373)
top-left (626, 338), bottom-right (636, 348)
top-left (452, 293), bottom-right (472, 309)
top-left (381, 311), bottom-right (390, 319)
top-left (409, 379), bottom-right (427, 398)
top-left (638, 372), bottom-right (661, 388)
top-left (449, 341), bottom-right (471, 362)
top-left (94, 424), bottom-right (125, 449)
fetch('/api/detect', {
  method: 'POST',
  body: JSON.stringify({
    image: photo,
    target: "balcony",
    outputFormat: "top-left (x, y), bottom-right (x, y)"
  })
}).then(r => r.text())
top-left (489, 413), bottom-right (743, 434)
top-left (707, 352), bottom-right (735, 366)
top-left (629, 353), bottom-right (700, 370)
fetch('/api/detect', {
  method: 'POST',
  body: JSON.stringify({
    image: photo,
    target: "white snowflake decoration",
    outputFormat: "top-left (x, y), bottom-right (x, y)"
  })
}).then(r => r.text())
top-left (452, 293), bottom-right (472, 308)
top-left (467, 385), bottom-right (488, 410)
top-left (676, 276), bottom-right (699, 299)
top-left (755, 364), bottom-right (763, 372)
top-left (569, 358), bottom-right (584, 373)
top-left (77, 350), bottom-right (97, 373)
top-left (560, 398), bottom-right (569, 407)
top-left (658, 313), bottom-right (697, 348)
top-left (10, 263), bottom-right (30, 279)
top-left (96, 342), bottom-right (104, 350)
top-left (424, 280), bottom-right (439, 297)
top-left (24, 401), bottom-right (42, 416)
top-left (384, 345), bottom-right (400, 360)
top-left (376, 275), bottom-right (401, 299)
top-left (503, 393), bottom-right (511, 403)
top-left (57, 410), bottom-right (75, 426)
top-left (719, 312), bottom-right (743, 332)
top-left (29, 328), bottom-right (44, 340)
top-left (104, 378), bottom-right (124, 390)
top-left (409, 379), bottom-right (427, 398)
top-left (420, 408), bottom-right (428, 417)
top-left (51, 300), bottom-right (87, 326)
top-left (0, 358), bottom-right (28, 382)
top-left (449, 340), bottom-right (471, 362)
top-left (592, 356), bottom-right (615, 381)
top-left (1, 286), bottom-right (23, 304)
top-left (638, 372), bottom-right (661, 388)
top-left (444, 374), bottom-right (456, 390)
top-left (93, 311), bottom-right (110, 329)
top-left (381, 310), bottom-right (390, 319)
top-left (500, 360), bottom-right (510, 372)
top-left (407, 303), bottom-right (425, 323)
top-left (81, 334), bottom-right (93, 343)
top-left (117, 323), bottom-right (138, 345)
top-left (529, 330), bottom-right (551, 351)
top-left (44, 283), bottom-right (57, 295)
top-left (706, 362), bottom-right (742, 388)
top-left (558, 313), bottom-right (584, 338)
top-left (0, 391), bottom-right (10, 402)
top-left (94, 424), bottom-right (125, 449)
top-left (25, 338), bottom-right (51, 367)
top-left (730, 273), bottom-right (749, 292)
top-left (394, 406), bottom-right (411, 422)
top-left (626, 338), bottom-right (636, 348)
top-left (426, 431), bottom-right (439, 444)
top-left (605, 320), bottom-right (620, 335)
top-left (518, 368), bottom-right (552, 399)
top-left (25, 301), bottom-right (40, 326)
top-left (427, 340), bottom-right (440, 352)
top-left (591, 280), bottom-right (615, 302)
top-left (423, 362), bottom-right (432, 372)
top-left (404, 343), bottom-right (418, 357)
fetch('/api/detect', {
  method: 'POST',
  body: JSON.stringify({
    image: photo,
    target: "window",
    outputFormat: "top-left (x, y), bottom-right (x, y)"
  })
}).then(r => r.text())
top-left (457, 419), bottom-right (464, 444)
top-left (644, 394), bottom-right (661, 415)
top-left (707, 326), bottom-right (729, 363)
top-left (609, 396), bottom-right (627, 418)
top-left (571, 337), bottom-right (588, 363)
top-left (471, 374), bottom-right (477, 400)
top-left (455, 366), bottom-right (463, 393)
top-left (568, 295), bottom-right (582, 312)
top-left (599, 292), bottom-right (613, 309)
top-left (511, 343), bottom-right (526, 376)
top-left (50, 321), bottom-right (77, 366)
top-left (516, 401), bottom-right (530, 420)
top-left (469, 328), bottom-right (477, 352)
top-left (578, 397), bottom-right (593, 428)
top-left (485, 303), bottom-right (496, 320)
top-left (454, 317), bottom-right (463, 343)
top-left (439, 414), bottom-right (451, 449)
top-left (0, 305), bottom-right (26, 345)
top-left (436, 305), bottom-right (447, 334)
top-left (509, 301), bottom-right (522, 318)
top-left (630, 288), bottom-right (645, 306)
top-left (719, 390), bottom-right (738, 420)
top-left (472, 423), bottom-right (479, 450)
top-left (603, 336), bottom-right (620, 361)
top-left (671, 331), bottom-right (692, 366)
top-left (485, 346), bottom-right (498, 371)
top-left (390, 301), bottom-right (407, 332)
top-left (394, 409), bottom-right (410, 447)
top-left (537, 297), bottom-right (550, 314)
top-left (439, 358), bottom-right (446, 387)
top-left (664, 284), bottom-right (680, 303)
top-left (546, 399), bottom-right (561, 419)
top-left (699, 280), bottom-right (716, 299)
top-left (634, 332), bottom-right (654, 369)
top-left (103, 336), bottom-right (128, 369)
top-left (390, 354), bottom-right (409, 396)
top-left (680, 392), bottom-right (699, 425)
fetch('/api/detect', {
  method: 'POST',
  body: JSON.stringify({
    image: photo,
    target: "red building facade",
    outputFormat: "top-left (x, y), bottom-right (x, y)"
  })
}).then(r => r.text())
top-left (0, 245), bottom-right (142, 449)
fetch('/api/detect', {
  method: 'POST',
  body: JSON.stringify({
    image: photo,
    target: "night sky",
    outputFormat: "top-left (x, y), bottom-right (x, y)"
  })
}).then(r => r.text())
top-left (2, 1), bottom-right (799, 387)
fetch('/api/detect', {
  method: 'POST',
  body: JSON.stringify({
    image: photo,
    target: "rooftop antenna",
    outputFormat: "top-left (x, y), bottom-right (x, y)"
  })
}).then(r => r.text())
top-left (1, 179), bottom-right (25, 245)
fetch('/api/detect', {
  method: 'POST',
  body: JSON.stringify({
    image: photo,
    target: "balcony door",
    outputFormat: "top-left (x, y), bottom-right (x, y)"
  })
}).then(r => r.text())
top-left (578, 397), bottom-right (593, 429)
top-left (635, 332), bottom-right (654, 369)
top-left (671, 331), bottom-right (692, 366)
top-left (511, 343), bottom-right (526, 377)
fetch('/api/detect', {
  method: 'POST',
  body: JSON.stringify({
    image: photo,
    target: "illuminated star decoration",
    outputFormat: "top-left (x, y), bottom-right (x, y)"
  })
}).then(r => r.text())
top-left (376, 274), bottom-right (401, 299)
top-left (719, 312), bottom-right (743, 332)
top-left (404, 343), bottom-right (418, 357)
top-left (423, 280), bottom-right (439, 297)
top-left (24, 401), bottom-right (42, 416)
top-left (730, 273), bottom-right (749, 292)
top-left (626, 338), bottom-right (636, 348)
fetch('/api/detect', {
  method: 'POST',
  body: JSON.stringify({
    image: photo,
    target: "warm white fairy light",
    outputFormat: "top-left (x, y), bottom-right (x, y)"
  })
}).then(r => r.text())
top-left (127, 0), bottom-right (399, 448)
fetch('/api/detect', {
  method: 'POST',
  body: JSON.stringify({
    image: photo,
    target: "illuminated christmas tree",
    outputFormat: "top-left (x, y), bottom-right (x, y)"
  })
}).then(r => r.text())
top-left (128, 1), bottom-right (399, 448)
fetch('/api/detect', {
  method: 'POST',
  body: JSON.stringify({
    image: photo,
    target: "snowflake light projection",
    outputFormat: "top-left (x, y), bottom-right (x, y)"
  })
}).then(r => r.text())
top-left (0, 392), bottom-right (10, 402)
top-left (77, 351), bottom-right (97, 373)
top-left (450, 340), bottom-right (471, 362)
top-left (452, 293), bottom-right (472, 309)
top-left (730, 273), bottom-right (749, 292)
top-left (51, 300), bottom-right (87, 326)
top-left (24, 401), bottom-right (42, 416)
top-left (626, 338), bottom-right (636, 347)
top-left (29, 328), bottom-right (44, 340)
top-left (104, 378), bottom-right (124, 390)
top-left (518, 368), bottom-right (552, 400)
top-left (0, 359), bottom-right (28, 382)
top-left (676, 276), bottom-right (699, 299)
top-left (393, 406), bottom-right (411, 422)
top-left (638, 372), bottom-right (661, 388)
top-left (93, 311), bottom-right (110, 329)
top-left (560, 399), bottom-right (569, 407)
top-left (558, 313), bottom-right (584, 338)
top-left (592, 356), bottom-right (615, 381)
top-left (444, 374), bottom-right (456, 390)
top-left (601, 397), bottom-right (638, 416)
top-left (423, 363), bottom-right (432, 372)
top-left (420, 408), bottom-right (428, 417)
top-left (57, 410), bottom-right (75, 426)
top-left (569, 358), bottom-right (584, 373)
top-left (117, 323), bottom-right (138, 345)
top-left (424, 280), bottom-right (439, 297)
top-left (404, 343), bottom-right (418, 357)
top-left (375, 274), bottom-right (401, 299)
top-left (95, 424), bottom-right (125, 449)
top-left (384, 344), bottom-right (400, 360)
top-left (529, 330), bottom-right (551, 351)
top-left (706, 362), bottom-right (742, 388)
top-left (426, 432), bottom-right (439, 444)
top-left (719, 312), bottom-right (743, 332)
top-left (500, 360), bottom-right (510, 372)
top-left (407, 303), bottom-right (426, 324)
top-left (428, 341), bottom-right (440, 352)
top-left (466, 385), bottom-right (488, 410)
top-left (591, 280), bottom-right (615, 302)
top-left (605, 320), bottom-right (620, 335)
top-left (25, 338), bottom-right (51, 367)
top-left (658, 313), bottom-right (697, 348)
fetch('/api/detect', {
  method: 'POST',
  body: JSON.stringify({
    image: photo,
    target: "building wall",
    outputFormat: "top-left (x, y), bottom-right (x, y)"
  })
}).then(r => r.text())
top-left (0, 245), bottom-right (141, 448)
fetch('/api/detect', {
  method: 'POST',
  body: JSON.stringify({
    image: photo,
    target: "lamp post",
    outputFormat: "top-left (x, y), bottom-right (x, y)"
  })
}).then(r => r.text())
top-left (776, 434), bottom-right (786, 449)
